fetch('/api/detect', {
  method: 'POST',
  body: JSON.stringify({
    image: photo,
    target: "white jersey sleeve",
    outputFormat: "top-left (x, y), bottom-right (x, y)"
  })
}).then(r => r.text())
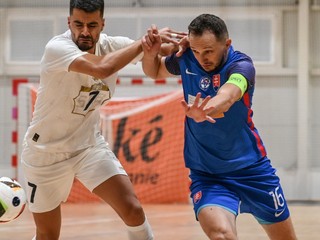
top-left (42, 31), bottom-right (88, 73)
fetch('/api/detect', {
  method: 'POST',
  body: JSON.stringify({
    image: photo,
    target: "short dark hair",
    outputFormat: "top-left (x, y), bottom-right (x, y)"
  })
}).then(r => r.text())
top-left (70, 0), bottom-right (104, 17)
top-left (188, 14), bottom-right (229, 41)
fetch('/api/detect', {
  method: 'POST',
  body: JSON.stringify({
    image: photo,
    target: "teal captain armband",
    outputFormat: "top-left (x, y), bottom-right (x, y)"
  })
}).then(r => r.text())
top-left (226, 73), bottom-right (248, 97)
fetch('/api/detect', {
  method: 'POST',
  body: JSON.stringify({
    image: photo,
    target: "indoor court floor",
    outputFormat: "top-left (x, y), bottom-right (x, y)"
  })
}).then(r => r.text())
top-left (1, 202), bottom-right (319, 239)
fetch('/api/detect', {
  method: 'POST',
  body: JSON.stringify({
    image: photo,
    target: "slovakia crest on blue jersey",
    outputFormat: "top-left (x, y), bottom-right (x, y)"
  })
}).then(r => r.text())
top-left (199, 77), bottom-right (211, 90)
top-left (213, 74), bottom-right (221, 92)
top-left (193, 190), bottom-right (202, 204)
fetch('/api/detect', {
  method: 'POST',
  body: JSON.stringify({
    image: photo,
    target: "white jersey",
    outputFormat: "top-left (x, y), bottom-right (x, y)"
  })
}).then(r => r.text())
top-left (25, 30), bottom-right (139, 153)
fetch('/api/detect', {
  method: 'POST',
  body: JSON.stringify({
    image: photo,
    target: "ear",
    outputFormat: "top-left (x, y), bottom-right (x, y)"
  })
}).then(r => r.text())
top-left (67, 16), bottom-right (71, 26)
top-left (101, 18), bottom-right (105, 31)
top-left (226, 38), bottom-right (232, 47)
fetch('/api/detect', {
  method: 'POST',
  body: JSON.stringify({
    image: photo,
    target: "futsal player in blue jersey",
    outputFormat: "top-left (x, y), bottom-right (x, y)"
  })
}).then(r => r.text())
top-left (142, 14), bottom-right (297, 240)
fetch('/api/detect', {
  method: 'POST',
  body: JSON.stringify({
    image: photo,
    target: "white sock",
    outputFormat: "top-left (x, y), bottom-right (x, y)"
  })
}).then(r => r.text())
top-left (126, 217), bottom-right (154, 240)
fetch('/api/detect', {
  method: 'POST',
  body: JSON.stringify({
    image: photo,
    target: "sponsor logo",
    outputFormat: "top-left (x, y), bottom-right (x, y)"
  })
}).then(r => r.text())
top-left (193, 191), bottom-right (202, 204)
top-left (199, 77), bottom-right (211, 90)
top-left (275, 207), bottom-right (286, 217)
top-left (186, 68), bottom-right (197, 76)
top-left (32, 133), bottom-right (40, 142)
top-left (188, 94), bottom-right (205, 105)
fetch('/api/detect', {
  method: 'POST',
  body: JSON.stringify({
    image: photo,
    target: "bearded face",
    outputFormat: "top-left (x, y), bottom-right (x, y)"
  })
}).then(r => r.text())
top-left (68, 8), bottom-right (104, 53)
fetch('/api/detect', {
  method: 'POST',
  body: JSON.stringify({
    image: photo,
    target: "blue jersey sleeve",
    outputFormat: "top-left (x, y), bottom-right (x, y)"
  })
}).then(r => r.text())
top-left (164, 53), bottom-right (181, 75)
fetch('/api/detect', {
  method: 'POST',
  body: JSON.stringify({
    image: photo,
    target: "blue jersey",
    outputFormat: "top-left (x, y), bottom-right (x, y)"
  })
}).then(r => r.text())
top-left (165, 46), bottom-right (267, 174)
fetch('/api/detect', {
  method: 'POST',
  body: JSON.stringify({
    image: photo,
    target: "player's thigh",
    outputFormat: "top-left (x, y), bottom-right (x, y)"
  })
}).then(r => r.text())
top-left (198, 205), bottom-right (237, 239)
top-left (190, 182), bottom-right (238, 239)
top-left (93, 175), bottom-right (145, 225)
top-left (33, 205), bottom-right (62, 239)
top-left (93, 174), bottom-right (140, 208)
top-left (261, 216), bottom-right (297, 240)
top-left (77, 140), bottom-right (144, 223)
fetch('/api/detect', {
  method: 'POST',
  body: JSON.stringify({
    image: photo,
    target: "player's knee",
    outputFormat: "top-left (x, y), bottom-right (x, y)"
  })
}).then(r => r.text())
top-left (207, 232), bottom-right (237, 240)
top-left (206, 226), bottom-right (237, 240)
top-left (123, 200), bottom-right (145, 225)
top-left (127, 202), bottom-right (145, 219)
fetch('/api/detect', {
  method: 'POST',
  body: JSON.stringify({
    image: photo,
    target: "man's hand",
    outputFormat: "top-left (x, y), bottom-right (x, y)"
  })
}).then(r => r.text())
top-left (181, 93), bottom-right (216, 123)
top-left (158, 27), bottom-right (187, 45)
top-left (141, 24), bottom-right (162, 56)
top-left (142, 24), bottom-right (189, 57)
top-left (158, 27), bottom-right (189, 57)
top-left (176, 36), bottom-right (190, 57)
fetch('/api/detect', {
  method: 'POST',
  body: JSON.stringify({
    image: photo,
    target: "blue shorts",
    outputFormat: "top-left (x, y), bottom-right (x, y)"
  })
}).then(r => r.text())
top-left (189, 157), bottom-right (290, 224)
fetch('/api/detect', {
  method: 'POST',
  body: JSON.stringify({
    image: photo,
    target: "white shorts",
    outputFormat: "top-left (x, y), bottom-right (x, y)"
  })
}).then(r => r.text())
top-left (21, 136), bottom-right (127, 213)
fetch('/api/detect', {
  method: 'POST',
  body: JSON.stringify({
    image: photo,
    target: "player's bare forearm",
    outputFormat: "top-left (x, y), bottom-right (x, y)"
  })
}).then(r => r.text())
top-left (206, 108), bottom-right (225, 119)
top-left (70, 40), bottom-right (142, 79)
top-left (141, 27), bottom-right (167, 79)
top-left (205, 84), bottom-right (241, 118)
top-left (142, 54), bottom-right (163, 79)
top-left (159, 43), bottom-right (179, 56)
top-left (205, 94), bottom-right (234, 118)
top-left (142, 24), bottom-right (181, 80)
top-left (98, 40), bottom-right (143, 77)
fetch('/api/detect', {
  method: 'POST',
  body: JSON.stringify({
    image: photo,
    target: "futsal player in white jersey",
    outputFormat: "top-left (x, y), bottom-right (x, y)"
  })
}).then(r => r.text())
top-left (20, 1), bottom-right (185, 239)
